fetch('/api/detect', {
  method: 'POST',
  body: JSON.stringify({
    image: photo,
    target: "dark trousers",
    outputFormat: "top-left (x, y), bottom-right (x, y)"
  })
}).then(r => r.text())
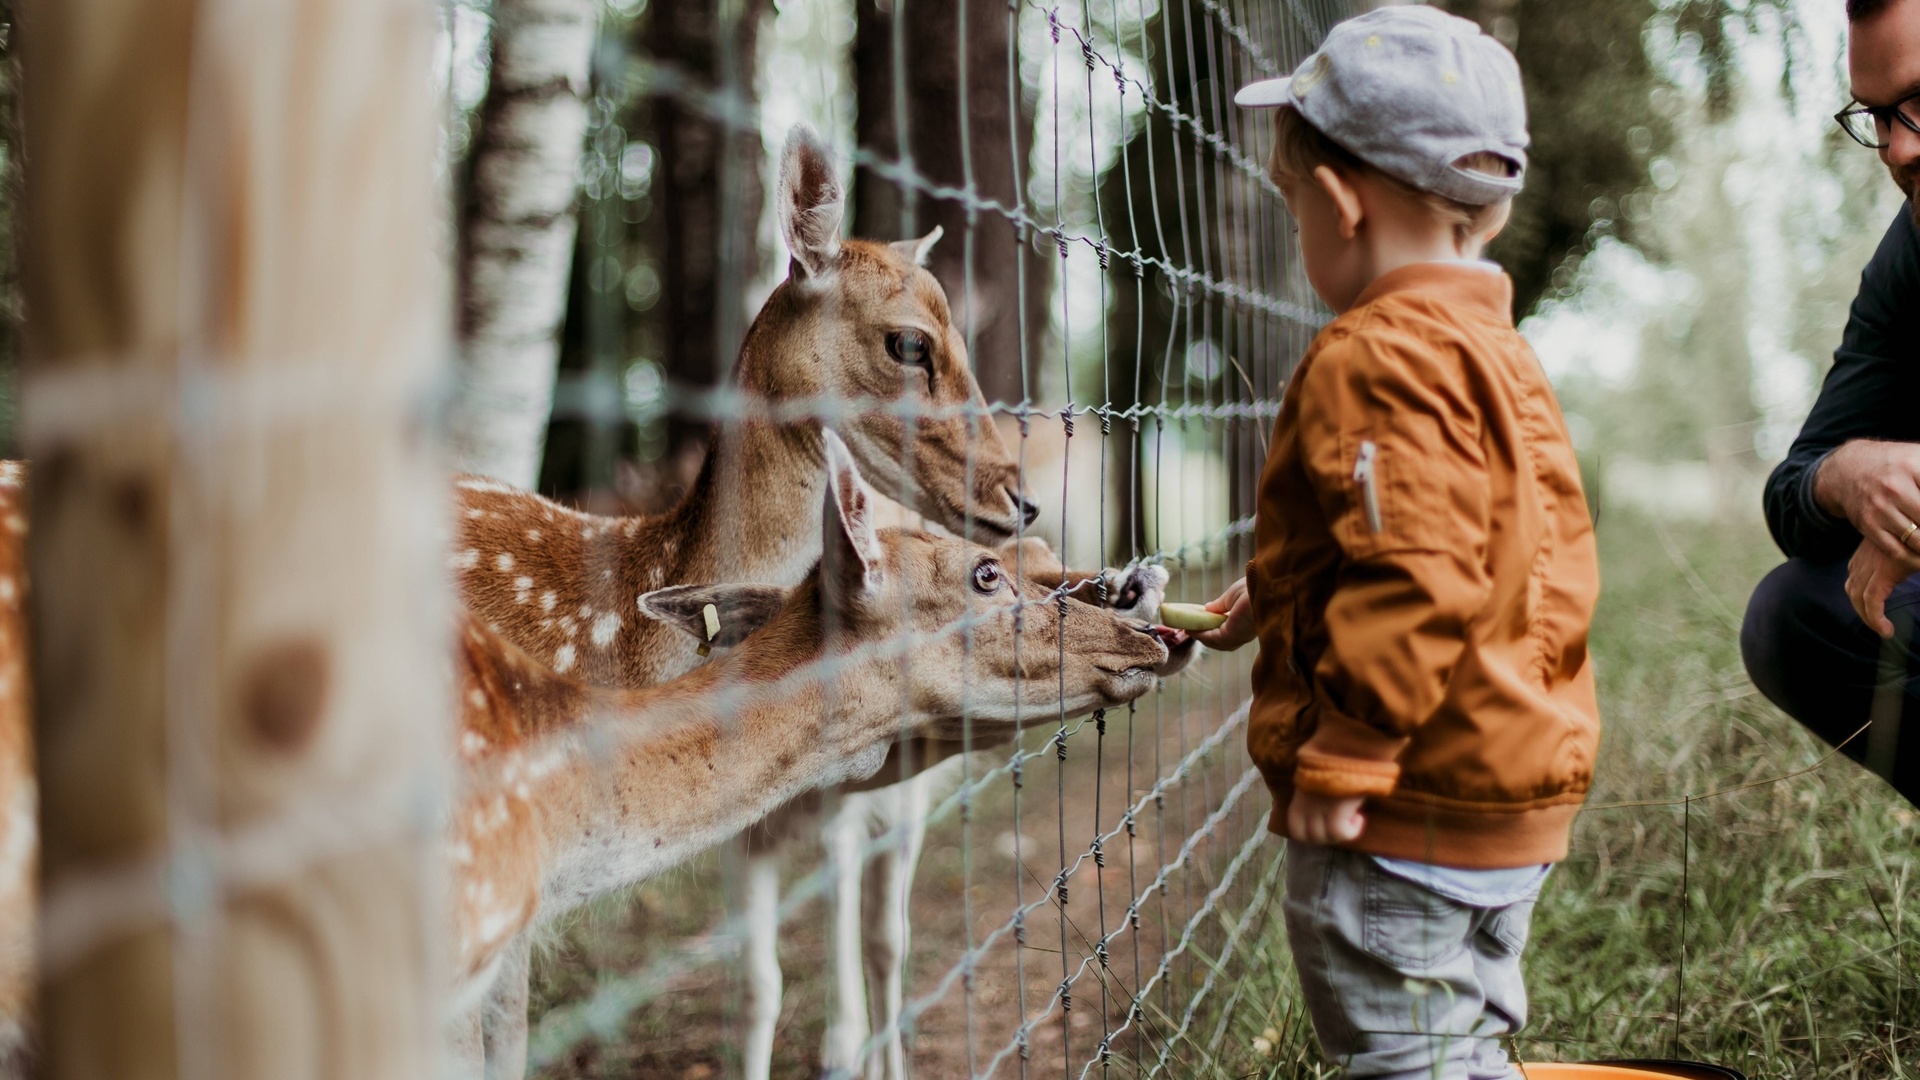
top-left (1741, 557), bottom-right (1920, 807)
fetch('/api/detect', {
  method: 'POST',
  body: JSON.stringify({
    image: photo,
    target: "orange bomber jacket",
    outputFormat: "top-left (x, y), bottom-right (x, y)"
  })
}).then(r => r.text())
top-left (1246, 261), bottom-right (1601, 868)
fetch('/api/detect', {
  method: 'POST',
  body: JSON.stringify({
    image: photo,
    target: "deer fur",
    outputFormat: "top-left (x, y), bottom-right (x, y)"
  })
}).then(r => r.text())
top-left (0, 466), bottom-right (29, 1075)
top-left (445, 435), bottom-right (1170, 1077)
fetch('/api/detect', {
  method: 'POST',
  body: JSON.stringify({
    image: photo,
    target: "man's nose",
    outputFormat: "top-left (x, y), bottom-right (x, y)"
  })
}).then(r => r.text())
top-left (1888, 121), bottom-right (1920, 170)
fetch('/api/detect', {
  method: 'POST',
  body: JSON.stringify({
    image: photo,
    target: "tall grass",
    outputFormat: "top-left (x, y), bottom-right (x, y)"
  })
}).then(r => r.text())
top-left (1136, 510), bottom-right (1920, 1079)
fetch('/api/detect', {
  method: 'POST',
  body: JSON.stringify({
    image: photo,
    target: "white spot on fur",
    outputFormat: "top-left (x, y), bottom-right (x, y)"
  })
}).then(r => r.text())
top-left (623, 520), bottom-right (639, 538)
top-left (590, 612), bottom-right (621, 647)
top-left (0, 462), bottom-right (21, 487)
top-left (495, 552), bottom-right (515, 572)
top-left (540, 591), bottom-right (557, 613)
top-left (455, 477), bottom-right (518, 496)
top-left (465, 691), bottom-right (486, 711)
top-left (450, 549), bottom-right (480, 571)
top-left (514, 576), bottom-right (533, 604)
top-left (526, 529), bottom-right (542, 542)
top-left (0, 579), bottom-right (16, 605)
top-left (0, 781), bottom-right (34, 891)
top-left (554, 644), bottom-right (577, 673)
top-left (464, 507), bottom-right (484, 519)
top-left (649, 566), bottom-right (665, 588)
top-left (451, 841), bottom-right (474, 865)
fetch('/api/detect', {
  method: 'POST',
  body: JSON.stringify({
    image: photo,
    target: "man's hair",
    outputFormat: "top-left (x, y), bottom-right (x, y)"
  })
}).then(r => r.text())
top-left (1847, 0), bottom-right (1901, 21)
top-left (1268, 107), bottom-right (1516, 239)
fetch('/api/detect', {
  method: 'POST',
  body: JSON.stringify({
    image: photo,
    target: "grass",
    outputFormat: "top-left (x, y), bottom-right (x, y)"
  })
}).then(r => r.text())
top-left (1136, 508), bottom-right (1920, 1079)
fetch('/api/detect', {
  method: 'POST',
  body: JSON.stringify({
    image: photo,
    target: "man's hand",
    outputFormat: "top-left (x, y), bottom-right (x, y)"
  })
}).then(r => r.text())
top-left (1287, 790), bottom-right (1367, 845)
top-left (1191, 576), bottom-right (1256, 652)
top-left (1816, 439), bottom-right (1920, 562)
top-left (1847, 536), bottom-right (1920, 638)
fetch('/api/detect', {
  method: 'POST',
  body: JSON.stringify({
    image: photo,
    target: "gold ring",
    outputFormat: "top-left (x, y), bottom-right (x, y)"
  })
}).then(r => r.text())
top-left (1901, 521), bottom-right (1919, 550)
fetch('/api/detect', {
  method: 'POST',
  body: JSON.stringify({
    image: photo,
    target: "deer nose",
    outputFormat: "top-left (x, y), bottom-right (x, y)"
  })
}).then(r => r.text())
top-left (1011, 490), bottom-right (1040, 528)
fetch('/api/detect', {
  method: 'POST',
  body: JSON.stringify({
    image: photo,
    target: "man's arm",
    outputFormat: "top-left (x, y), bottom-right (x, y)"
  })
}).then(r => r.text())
top-left (1765, 204), bottom-right (1920, 561)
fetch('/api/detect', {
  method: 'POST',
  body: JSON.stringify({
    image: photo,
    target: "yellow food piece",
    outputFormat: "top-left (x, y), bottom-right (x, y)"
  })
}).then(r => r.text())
top-left (1158, 602), bottom-right (1226, 631)
top-left (702, 603), bottom-right (721, 642)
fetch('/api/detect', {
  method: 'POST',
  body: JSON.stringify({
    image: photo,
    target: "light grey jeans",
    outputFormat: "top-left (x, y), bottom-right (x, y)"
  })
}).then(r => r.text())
top-left (1283, 843), bottom-right (1539, 1080)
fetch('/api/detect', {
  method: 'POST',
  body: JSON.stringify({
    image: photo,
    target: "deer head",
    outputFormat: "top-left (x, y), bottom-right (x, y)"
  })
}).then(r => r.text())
top-left (641, 432), bottom-right (1169, 747)
top-left (747, 125), bottom-right (1035, 545)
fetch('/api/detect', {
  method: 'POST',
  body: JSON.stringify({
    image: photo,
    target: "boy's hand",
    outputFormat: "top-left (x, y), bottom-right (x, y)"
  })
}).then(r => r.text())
top-left (1191, 577), bottom-right (1256, 651)
top-left (1287, 790), bottom-right (1367, 845)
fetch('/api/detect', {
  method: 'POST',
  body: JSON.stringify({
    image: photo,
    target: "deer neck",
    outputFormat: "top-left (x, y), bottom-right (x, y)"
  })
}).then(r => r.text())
top-left (686, 418), bottom-right (827, 585)
top-left (524, 624), bottom-right (905, 911)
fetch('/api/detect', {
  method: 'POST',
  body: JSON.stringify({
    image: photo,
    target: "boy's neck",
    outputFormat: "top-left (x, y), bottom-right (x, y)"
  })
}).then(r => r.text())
top-left (1346, 215), bottom-right (1489, 310)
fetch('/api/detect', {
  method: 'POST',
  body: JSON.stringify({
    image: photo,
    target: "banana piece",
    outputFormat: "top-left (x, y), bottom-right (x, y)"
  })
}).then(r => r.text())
top-left (1157, 602), bottom-right (1226, 632)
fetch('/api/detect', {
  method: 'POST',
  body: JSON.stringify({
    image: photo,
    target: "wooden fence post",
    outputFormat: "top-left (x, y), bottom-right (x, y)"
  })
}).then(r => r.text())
top-left (19, 0), bottom-right (450, 1077)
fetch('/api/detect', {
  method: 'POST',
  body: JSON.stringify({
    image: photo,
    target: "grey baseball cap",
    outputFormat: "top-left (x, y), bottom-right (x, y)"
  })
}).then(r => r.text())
top-left (1235, 5), bottom-right (1527, 206)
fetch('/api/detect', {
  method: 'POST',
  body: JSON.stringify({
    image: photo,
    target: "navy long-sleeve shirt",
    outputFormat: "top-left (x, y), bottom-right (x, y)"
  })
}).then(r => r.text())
top-left (1764, 203), bottom-right (1920, 562)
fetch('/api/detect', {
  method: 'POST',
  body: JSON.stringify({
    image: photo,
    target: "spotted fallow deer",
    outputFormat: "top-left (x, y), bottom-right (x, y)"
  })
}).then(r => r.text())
top-left (446, 434), bottom-right (1170, 1078)
top-left (449, 124), bottom-right (1178, 1077)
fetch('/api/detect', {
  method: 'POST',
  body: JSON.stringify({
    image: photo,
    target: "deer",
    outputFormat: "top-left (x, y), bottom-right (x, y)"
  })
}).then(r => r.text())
top-left (445, 433), bottom-right (1171, 1077)
top-left (449, 124), bottom-right (1189, 1077)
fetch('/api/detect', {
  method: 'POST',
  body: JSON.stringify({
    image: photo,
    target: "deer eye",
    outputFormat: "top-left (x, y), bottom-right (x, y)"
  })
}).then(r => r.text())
top-left (970, 560), bottom-right (1003, 595)
top-left (886, 329), bottom-right (932, 368)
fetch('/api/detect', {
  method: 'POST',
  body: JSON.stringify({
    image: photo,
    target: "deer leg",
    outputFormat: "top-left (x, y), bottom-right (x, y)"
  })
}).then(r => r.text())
top-left (862, 778), bottom-right (931, 1080)
top-left (743, 852), bottom-right (783, 1080)
top-left (480, 935), bottom-right (531, 1080)
top-left (821, 796), bottom-right (872, 1078)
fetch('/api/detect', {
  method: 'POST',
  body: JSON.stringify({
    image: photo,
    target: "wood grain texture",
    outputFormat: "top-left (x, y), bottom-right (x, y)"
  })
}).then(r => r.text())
top-left (19, 0), bottom-right (449, 1076)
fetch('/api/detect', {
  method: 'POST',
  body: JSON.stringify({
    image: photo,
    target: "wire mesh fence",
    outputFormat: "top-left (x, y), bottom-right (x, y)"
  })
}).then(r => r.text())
top-left (17, 0), bottom-right (1920, 1077)
top-left (488, 0), bottom-right (1352, 1076)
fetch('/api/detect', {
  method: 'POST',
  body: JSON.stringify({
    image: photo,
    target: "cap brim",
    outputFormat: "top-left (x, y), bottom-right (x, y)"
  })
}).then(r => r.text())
top-left (1234, 78), bottom-right (1293, 108)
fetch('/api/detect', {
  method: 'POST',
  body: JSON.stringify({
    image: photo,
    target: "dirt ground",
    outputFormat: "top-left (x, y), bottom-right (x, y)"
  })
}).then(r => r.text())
top-left (526, 666), bottom-right (1274, 1080)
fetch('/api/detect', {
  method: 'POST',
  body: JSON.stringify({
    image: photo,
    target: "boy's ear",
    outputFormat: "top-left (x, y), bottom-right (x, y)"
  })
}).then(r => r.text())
top-left (639, 583), bottom-right (790, 647)
top-left (1312, 164), bottom-right (1365, 241)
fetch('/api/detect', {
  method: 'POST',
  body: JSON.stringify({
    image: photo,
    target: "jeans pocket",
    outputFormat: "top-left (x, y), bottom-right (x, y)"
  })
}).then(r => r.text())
top-left (1360, 862), bottom-right (1472, 971)
top-left (1481, 898), bottom-right (1536, 957)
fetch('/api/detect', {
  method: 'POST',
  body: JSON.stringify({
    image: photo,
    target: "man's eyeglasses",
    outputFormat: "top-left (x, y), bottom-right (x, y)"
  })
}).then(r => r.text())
top-left (1836, 91), bottom-right (1920, 150)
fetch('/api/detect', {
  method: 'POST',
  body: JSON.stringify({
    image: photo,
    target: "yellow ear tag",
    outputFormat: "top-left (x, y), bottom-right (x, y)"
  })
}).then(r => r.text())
top-left (702, 603), bottom-right (720, 642)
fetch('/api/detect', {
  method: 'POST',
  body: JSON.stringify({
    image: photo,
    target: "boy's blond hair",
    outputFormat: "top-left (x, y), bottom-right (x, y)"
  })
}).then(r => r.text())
top-left (1269, 107), bottom-right (1517, 240)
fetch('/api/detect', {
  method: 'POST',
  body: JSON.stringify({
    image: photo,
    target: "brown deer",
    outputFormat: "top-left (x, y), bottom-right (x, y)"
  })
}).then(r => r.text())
top-left (453, 124), bottom-right (1058, 690)
top-left (445, 434), bottom-right (1170, 1077)
top-left (450, 124), bottom-right (1181, 1077)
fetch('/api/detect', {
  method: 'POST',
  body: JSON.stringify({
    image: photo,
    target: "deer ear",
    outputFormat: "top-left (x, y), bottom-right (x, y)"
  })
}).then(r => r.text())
top-left (638, 583), bottom-right (790, 647)
top-left (889, 225), bottom-right (943, 268)
top-left (820, 428), bottom-right (882, 615)
top-left (778, 124), bottom-right (844, 281)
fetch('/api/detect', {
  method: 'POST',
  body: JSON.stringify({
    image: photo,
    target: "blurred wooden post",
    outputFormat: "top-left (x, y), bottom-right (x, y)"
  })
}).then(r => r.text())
top-left (19, 0), bottom-right (449, 1077)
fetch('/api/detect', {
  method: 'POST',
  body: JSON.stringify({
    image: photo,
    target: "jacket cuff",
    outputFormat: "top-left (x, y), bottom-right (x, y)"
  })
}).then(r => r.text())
top-left (1795, 448), bottom-right (1850, 536)
top-left (1294, 708), bottom-right (1408, 799)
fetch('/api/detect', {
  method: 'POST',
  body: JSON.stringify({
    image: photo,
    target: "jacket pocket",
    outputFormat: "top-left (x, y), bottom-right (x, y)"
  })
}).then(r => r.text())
top-left (1480, 898), bottom-right (1536, 958)
top-left (1360, 861), bottom-right (1471, 970)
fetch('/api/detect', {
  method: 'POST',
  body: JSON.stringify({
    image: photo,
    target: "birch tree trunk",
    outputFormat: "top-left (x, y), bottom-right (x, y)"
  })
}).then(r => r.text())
top-left (450, 0), bottom-right (598, 488)
top-left (20, 0), bottom-right (449, 1076)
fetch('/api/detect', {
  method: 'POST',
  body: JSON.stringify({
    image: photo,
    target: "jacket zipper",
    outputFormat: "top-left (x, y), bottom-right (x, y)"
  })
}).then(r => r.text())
top-left (1353, 440), bottom-right (1382, 533)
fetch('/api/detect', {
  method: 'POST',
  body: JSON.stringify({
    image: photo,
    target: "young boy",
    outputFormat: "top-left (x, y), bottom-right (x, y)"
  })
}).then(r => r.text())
top-left (1193, 8), bottom-right (1600, 1079)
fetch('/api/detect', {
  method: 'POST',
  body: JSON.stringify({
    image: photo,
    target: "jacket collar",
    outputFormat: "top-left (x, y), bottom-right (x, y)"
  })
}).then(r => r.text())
top-left (1348, 261), bottom-right (1515, 327)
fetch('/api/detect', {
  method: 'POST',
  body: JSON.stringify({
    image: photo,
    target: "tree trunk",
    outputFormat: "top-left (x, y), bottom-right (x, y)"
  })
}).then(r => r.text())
top-left (537, 0), bottom-right (769, 505)
top-left (20, 0), bottom-right (449, 1076)
top-left (450, 0), bottom-right (598, 488)
top-left (851, 0), bottom-right (1049, 408)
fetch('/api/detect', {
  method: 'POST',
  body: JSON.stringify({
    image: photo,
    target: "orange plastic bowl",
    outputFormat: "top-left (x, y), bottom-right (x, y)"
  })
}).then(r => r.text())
top-left (1518, 1063), bottom-right (1745, 1080)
